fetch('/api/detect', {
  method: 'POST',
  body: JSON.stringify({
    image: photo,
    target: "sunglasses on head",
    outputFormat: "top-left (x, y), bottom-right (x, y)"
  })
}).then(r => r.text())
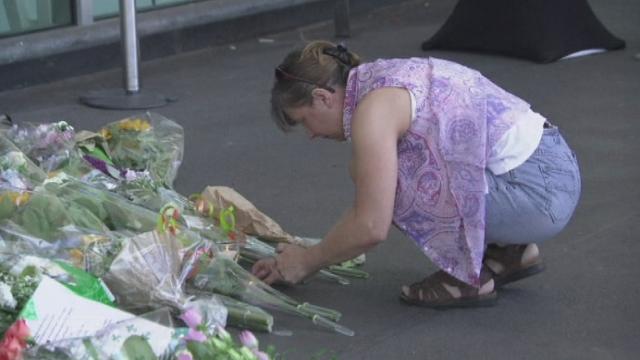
top-left (274, 67), bottom-right (336, 93)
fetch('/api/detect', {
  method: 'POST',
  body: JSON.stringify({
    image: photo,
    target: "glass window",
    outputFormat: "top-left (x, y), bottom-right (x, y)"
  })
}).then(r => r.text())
top-left (0, 0), bottom-right (73, 38)
top-left (93, 0), bottom-right (201, 20)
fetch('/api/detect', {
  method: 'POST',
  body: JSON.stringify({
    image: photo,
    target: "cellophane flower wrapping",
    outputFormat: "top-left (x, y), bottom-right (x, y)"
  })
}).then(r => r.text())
top-left (215, 295), bottom-right (274, 333)
top-left (98, 112), bottom-right (184, 188)
top-left (0, 111), bottom-right (357, 357)
top-left (3, 121), bottom-right (76, 173)
top-left (0, 187), bottom-right (111, 243)
top-left (101, 229), bottom-right (228, 330)
top-left (185, 246), bottom-right (353, 335)
top-left (0, 136), bottom-right (46, 191)
top-left (42, 174), bottom-right (159, 234)
top-left (103, 230), bottom-right (188, 313)
top-left (0, 192), bottom-right (126, 278)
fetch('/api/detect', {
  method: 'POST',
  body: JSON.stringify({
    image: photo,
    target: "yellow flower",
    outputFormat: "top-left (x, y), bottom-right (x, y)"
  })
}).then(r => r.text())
top-left (69, 249), bottom-right (85, 268)
top-left (0, 192), bottom-right (31, 206)
top-left (82, 234), bottom-right (108, 246)
top-left (117, 118), bottom-right (151, 132)
top-left (47, 170), bottom-right (60, 179)
top-left (14, 192), bottom-right (31, 206)
top-left (99, 128), bottom-right (112, 140)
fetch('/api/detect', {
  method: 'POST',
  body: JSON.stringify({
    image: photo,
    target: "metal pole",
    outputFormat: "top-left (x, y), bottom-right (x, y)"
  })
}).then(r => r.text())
top-left (75, 0), bottom-right (94, 26)
top-left (120, 0), bottom-right (140, 93)
top-left (79, 0), bottom-right (174, 109)
top-left (334, 0), bottom-right (351, 38)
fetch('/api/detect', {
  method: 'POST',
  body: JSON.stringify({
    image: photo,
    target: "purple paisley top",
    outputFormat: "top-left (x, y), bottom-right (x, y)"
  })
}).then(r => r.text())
top-left (342, 58), bottom-right (531, 286)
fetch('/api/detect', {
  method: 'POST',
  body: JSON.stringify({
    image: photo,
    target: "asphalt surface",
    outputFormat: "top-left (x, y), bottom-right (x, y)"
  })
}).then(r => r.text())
top-left (1, 0), bottom-right (639, 358)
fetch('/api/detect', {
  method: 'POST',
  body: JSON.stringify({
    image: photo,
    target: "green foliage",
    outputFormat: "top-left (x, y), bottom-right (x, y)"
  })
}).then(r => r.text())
top-left (121, 335), bottom-right (156, 360)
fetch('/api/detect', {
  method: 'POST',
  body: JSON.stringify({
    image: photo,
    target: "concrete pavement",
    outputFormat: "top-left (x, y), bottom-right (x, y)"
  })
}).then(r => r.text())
top-left (0, 0), bottom-right (639, 358)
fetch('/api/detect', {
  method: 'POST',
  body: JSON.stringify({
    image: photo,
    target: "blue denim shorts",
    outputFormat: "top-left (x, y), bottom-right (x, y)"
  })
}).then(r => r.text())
top-left (485, 125), bottom-right (581, 245)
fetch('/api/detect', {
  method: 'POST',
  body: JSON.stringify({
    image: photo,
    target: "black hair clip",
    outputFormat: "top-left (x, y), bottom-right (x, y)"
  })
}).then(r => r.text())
top-left (323, 44), bottom-right (352, 67)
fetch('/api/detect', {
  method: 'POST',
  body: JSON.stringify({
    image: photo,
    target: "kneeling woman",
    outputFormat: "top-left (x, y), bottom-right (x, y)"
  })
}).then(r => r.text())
top-left (252, 41), bottom-right (581, 308)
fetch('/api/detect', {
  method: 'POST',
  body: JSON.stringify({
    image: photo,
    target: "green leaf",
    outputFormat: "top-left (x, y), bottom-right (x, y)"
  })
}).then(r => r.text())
top-left (83, 338), bottom-right (102, 360)
top-left (121, 335), bottom-right (156, 360)
top-left (0, 196), bottom-right (16, 220)
top-left (72, 195), bottom-right (109, 222)
top-left (187, 340), bottom-right (217, 359)
top-left (66, 203), bottom-right (108, 232)
top-left (19, 206), bottom-right (51, 240)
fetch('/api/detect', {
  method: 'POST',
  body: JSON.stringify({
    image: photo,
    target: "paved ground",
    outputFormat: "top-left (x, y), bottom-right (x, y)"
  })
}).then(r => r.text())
top-left (1, 0), bottom-right (639, 358)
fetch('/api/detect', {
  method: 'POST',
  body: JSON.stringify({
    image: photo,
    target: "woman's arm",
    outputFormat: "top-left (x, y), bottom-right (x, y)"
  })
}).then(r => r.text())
top-left (253, 88), bottom-right (411, 284)
top-left (306, 88), bottom-right (411, 267)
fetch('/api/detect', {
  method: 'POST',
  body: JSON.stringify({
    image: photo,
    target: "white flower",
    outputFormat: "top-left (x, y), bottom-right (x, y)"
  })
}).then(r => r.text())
top-left (55, 121), bottom-right (74, 132)
top-left (124, 169), bottom-right (138, 181)
top-left (6, 151), bottom-right (26, 167)
top-left (0, 282), bottom-right (17, 310)
top-left (9, 256), bottom-right (63, 278)
top-left (1, 169), bottom-right (28, 189)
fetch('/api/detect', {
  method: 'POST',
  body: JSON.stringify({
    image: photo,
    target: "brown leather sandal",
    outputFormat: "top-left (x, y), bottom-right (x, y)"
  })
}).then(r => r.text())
top-left (483, 244), bottom-right (545, 288)
top-left (399, 267), bottom-right (497, 309)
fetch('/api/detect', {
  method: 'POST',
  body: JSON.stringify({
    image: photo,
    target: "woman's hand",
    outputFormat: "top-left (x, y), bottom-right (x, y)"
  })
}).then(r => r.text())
top-left (251, 243), bottom-right (318, 285)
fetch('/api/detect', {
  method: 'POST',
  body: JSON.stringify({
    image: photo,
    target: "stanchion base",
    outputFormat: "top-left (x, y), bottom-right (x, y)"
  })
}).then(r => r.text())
top-left (79, 89), bottom-right (174, 110)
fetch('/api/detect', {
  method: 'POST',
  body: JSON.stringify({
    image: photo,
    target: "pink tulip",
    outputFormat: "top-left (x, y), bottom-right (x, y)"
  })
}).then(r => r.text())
top-left (253, 350), bottom-right (270, 360)
top-left (238, 330), bottom-right (259, 350)
top-left (176, 351), bottom-right (193, 360)
top-left (185, 328), bottom-right (207, 343)
top-left (180, 308), bottom-right (202, 329)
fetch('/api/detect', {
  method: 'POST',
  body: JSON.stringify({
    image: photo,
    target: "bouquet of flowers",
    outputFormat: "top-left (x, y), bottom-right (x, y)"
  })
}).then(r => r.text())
top-left (99, 211), bottom-right (229, 332)
top-left (102, 229), bottom-right (189, 314)
top-left (3, 121), bottom-right (75, 173)
top-left (42, 174), bottom-right (158, 233)
top-left (0, 136), bottom-right (46, 191)
top-left (177, 307), bottom-right (275, 360)
top-left (0, 188), bottom-right (109, 243)
top-left (187, 247), bottom-right (354, 336)
top-left (98, 113), bottom-right (184, 188)
top-left (0, 223), bottom-right (110, 276)
top-left (0, 111), bottom-right (362, 360)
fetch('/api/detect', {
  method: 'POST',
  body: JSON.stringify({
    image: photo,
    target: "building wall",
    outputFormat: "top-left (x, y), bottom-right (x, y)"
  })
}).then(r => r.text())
top-left (0, 0), bottom-right (194, 37)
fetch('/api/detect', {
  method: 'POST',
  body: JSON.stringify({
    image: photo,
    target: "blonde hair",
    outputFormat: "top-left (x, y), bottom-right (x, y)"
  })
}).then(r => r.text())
top-left (270, 41), bottom-right (361, 132)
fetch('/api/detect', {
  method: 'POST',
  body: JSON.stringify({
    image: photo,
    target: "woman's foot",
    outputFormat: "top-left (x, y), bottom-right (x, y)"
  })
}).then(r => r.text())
top-left (483, 244), bottom-right (545, 288)
top-left (400, 267), bottom-right (497, 308)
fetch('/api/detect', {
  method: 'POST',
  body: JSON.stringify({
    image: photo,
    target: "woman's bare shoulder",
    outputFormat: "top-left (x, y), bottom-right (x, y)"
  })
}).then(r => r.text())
top-left (351, 87), bottom-right (412, 139)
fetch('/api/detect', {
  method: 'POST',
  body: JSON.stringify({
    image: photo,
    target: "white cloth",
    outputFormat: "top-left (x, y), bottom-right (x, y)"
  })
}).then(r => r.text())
top-left (487, 109), bottom-right (546, 175)
top-left (409, 89), bottom-right (417, 122)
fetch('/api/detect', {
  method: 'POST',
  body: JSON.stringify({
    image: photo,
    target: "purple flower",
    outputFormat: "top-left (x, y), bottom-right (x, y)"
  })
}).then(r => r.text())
top-left (83, 155), bottom-right (117, 178)
top-left (176, 351), bottom-right (193, 360)
top-left (185, 328), bottom-right (207, 343)
top-left (238, 330), bottom-right (259, 350)
top-left (253, 350), bottom-right (270, 360)
top-left (180, 308), bottom-right (202, 328)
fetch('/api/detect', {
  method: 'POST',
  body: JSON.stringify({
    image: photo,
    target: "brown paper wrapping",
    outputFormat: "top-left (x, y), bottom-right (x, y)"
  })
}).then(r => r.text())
top-left (200, 187), bottom-right (366, 264)
top-left (201, 186), bottom-right (296, 244)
